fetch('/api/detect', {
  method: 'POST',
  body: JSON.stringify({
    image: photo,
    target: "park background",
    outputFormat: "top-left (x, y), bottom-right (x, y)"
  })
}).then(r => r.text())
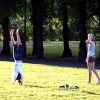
top-left (0, 0), bottom-right (100, 100)
top-left (0, 0), bottom-right (100, 61)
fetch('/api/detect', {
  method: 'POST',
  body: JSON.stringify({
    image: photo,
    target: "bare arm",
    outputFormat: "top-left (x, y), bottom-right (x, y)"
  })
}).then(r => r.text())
top-left (85, 38), bottom-right (92, 44)
top-left (85, 35), bottom-right (93, 44)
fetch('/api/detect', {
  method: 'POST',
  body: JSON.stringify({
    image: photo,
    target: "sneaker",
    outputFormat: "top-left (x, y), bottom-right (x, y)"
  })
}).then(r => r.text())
top-left (59, 84), bottom-right (69, 89)
top-left (74, 86), bottom-right (79, 89)
top-left (59, 85), bottom-right (65, 88)
top-left (69, 86), bottom-right (79, 89)
top-left (65, 84), bottom-right (69, 89)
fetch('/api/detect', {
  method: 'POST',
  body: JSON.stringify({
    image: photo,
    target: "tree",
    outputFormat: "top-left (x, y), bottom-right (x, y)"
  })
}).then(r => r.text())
top-left (31, 0), bottom-right (43, 58)
top-left (96, 1), bottom-right (100, 59)
top-left (1, 18), bottom-right (10, 56)
top-left (78, 0), bottom-right (87, 61)
top-left (62, 1), bottom-right (72, 57)
top-left (23, 0), bottom-right (26, 57)
top-left (36, 0), bottom-right (43, 58)
top-left (68, 0), bottom-right (87, 60)
top-left (0, 0), bottom-right (24, 56)
top-left (31, 0), bottom-right (57, 58)
top-left (31, 0), bottom-right (37, 55)
top-left (54, 0), bottom-right (72, 57)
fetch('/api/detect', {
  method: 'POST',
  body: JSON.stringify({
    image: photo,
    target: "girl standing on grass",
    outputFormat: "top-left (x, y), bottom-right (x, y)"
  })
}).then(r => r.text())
top-left (85, 33), bottom-right (100, 84)
top-left (10, 29), bottom-right (24, 85)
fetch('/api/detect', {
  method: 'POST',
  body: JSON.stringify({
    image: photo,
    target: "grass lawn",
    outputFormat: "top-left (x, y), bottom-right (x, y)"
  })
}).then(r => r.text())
top-left (0, 61), bottom-right (100, 100)
top-left (0, 41), bottom-right (100, 58)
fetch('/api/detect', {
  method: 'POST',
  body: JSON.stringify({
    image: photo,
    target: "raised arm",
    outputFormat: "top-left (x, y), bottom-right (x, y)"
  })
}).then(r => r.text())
top-left (85, 34), bottom-right (93, 44)
top-left (85, 38), bottom-right (92, 44)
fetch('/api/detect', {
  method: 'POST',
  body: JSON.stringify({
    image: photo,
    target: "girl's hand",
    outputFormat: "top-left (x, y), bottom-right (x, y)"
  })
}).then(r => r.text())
top-left (85, 34), bottom-right (92, 44)
top-left (90, 34), bottom-right (93, 40)
top-left (85, 58), bottom-right (88, 63)
top-left (88, 34), bottom-right (90, 39)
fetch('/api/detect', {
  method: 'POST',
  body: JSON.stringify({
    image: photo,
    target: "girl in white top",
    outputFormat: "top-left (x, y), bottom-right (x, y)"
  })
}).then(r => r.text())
top-left (10, 29), bottom-right (24, 85)
top-left (85, 33), bottom-right (100, 84)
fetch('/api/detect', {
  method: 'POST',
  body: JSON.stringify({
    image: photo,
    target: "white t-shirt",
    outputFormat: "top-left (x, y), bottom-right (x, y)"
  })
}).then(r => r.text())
top-left (13, 60), bottom-right (23, 83)
top-left (87, 41), bottom-right (95, 57)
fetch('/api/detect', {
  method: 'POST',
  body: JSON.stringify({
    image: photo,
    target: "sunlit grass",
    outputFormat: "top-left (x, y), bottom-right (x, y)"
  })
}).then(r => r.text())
top-left (0, 41), bottom-right (100, 58)
top-left (0, 61), bottom-right (100, 100)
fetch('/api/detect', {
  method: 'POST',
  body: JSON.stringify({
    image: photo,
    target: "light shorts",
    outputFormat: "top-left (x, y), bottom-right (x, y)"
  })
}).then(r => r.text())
top-left (88, 55), bottom-right (96, 62)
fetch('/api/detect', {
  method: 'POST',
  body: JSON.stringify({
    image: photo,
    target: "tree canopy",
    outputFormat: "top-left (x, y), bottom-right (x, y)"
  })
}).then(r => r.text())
top-left (0, 0), bottom-right (24, 21)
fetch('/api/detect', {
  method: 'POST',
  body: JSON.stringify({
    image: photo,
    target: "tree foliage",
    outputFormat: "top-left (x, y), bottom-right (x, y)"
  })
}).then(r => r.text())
top-left (0, 0), bottom-right (24, 21)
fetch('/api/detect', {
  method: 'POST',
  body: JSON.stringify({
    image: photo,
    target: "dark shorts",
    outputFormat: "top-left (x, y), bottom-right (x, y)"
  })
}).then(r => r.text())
top-left (88, 56), bottom-right (96, 62)
top-left (13, 44), bottom-right (22, 60)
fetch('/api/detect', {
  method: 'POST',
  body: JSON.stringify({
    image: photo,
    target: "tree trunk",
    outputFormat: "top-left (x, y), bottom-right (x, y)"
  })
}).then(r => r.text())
top-left (98, 16), bottom-right (100, 59)
top-left (78, 0), bottom-right (87, 61)
top-left (97, 5), bottom-right (100, 59)
top-left (1, 18), bottom-right (10, 56)
top-left (36, 0), bottom-right (43, 58)
top-left (31, 0), bottom-right (37, 55)
top-left (78, 20), bottom-right (87, 61)
top-left (23, 0), bottom-right (26, 57)
top-left (62, 2), bottom-right (72, 57)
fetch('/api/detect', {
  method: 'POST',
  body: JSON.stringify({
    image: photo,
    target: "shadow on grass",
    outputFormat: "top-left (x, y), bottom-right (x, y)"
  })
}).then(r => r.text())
top-left (24, 85), bottom-right (48, 88)
top-left (34, 86), bottom-right (48, 88)
top-left (0, 57), bottom-right (88, 69)
top-left (82, 91), bottom-right (100, 95)
top-left (1, 57), bottom-right (100, 70)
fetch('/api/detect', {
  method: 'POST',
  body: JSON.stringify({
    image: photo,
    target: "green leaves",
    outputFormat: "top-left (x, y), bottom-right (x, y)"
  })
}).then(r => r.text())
top-left (0, 0), bottom-right (24, 21)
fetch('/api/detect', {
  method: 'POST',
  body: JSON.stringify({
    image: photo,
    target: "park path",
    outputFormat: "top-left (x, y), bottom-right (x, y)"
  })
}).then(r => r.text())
top-left (0, 57), bottom-right (100, 70)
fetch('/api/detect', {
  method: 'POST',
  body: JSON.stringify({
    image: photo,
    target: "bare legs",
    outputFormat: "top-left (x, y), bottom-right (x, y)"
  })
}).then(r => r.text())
top-left (10, 29), bottom-right (16, 45)
top-left (16, 29), bottom-right (22, 45)
top-left (10, 29), bottom-right (22, 85)
top-left (87, 62), bottom-right (100, 84)
top-left (10, 29), bottom-right (22, 45)
top-left (91, 62), bottom-right (100, 84)
top-left (87, 62), bottom-right (92, 83)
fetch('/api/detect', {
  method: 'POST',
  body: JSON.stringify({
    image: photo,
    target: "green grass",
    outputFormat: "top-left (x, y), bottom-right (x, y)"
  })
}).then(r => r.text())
top-left (0, 61), bottom-right (100, 100)
top-left (0, 41), bottom-right (100, 58)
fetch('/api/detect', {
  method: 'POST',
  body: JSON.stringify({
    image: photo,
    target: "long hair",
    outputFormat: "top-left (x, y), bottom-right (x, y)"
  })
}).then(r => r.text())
top-left (16, 73), bottom-right (21, 84)
top-left (90, 33), bottom-right (96, 45)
